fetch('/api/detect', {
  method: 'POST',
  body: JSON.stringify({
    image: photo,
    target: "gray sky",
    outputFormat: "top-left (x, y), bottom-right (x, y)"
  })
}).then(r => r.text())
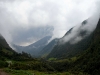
top-left (0, 0), bottom-right (99, 46)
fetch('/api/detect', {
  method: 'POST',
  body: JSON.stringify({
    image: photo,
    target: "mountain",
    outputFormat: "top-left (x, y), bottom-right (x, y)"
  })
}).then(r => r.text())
top-left (71, 18), bottom-right (100, 75)
top-left (0, 35), bottom-right (54, 71)
top-left (0, 35), bottom-right (12, 49)
top-left (13, 36), bottom-right (52, 57)
top-left (12, 25), bottom-right (54, 45)
top-left (46, 20), bottom-right (95, 59)
top-left (46, 18), bottom-right (100, 75)
top-left (0, 34), bottom-right (33, 61)
top-left (39, 38), bottom-right (58, 58)
top-left (0, 34), bottom-right (16, 59)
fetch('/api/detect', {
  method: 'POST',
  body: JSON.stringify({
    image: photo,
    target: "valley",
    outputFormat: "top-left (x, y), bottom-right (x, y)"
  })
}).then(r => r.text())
top-left (0, 18), bottom-right (100, 75)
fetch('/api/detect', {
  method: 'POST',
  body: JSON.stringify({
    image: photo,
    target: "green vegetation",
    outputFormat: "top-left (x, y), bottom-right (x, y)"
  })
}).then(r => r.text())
top-left (0, 60), bottom-right (8, 68)
top-left (4, 68), bottom-right (77, 75)
top-left (4, 68), bottom-right (33, 75)
top-left (48, 58), bottom-right (57, 61)
top-left (39, 39), bottom-right (58, 58)
top-left (47, 31), bottom-right (93, 59)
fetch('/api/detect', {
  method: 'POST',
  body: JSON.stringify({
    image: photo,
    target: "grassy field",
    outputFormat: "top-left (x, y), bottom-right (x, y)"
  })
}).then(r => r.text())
top-left (4, 68), bottom-right (75, 75)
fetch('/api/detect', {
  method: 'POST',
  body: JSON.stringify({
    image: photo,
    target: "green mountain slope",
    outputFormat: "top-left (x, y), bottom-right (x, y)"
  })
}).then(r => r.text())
top-left (47, 20), bottom-right (93, 59)
top-left (0, 35), bottom-right (55, 71)
top-left (47, 19), bottom-right (100, 75)
top-left (71, 19), bottom-right (100, 75)
top-left (0, 35), bottom-right (12, 50)
top-left (0, 35), bottom-right (32, 61)
top-left (0, 35), bottom-right (16, 59)
top-left (39, 38), bottom-right (58, 58)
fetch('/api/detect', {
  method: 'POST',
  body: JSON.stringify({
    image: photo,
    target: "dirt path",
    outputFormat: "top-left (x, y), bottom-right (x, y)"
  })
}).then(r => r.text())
top-left (0, 69), bottom-right (9, 75)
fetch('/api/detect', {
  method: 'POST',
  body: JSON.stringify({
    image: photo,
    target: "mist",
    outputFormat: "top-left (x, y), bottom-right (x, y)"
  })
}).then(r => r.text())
top-left (0, 0), bottom-right (100, 46)
top-left (60, 14), bottom-right (100, 44)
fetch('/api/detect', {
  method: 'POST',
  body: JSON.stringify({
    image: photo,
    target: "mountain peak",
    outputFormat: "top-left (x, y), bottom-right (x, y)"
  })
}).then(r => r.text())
top-left (0, 34), bottom-right (4, 39)
top-left (82, 20), bottom-right (88, 26)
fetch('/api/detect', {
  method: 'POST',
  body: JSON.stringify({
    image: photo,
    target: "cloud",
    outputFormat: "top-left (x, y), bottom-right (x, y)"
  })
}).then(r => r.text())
top-left (60, 14), bottom-right (100, 44)
top-left (0, 0), bottom-right (100, 46)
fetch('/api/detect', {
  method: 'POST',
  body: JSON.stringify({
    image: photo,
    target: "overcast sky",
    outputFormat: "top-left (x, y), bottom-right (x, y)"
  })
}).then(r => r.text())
top-left (0, 0), bottom-right (100, 46)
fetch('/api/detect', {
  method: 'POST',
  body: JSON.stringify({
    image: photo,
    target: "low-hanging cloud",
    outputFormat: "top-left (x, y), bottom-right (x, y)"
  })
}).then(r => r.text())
top-left (60, 14), bottom-right (100, 44)
top-left (0, 0), bottom-right (100, 46)
top-left (59, 0), bottom-right (100, 44)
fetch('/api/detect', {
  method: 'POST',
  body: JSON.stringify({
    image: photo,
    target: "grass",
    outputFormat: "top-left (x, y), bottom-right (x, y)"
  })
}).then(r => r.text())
top-left (48, 58), bottom-right (57, 61)
top-left (4, 68), bottom-right (74, 75)
top-left (4, 68), bottom-right (33, 75)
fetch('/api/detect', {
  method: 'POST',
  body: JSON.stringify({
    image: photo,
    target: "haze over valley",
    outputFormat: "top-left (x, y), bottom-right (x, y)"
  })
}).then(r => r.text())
top-left (0, 0), bottom-right (100, 75)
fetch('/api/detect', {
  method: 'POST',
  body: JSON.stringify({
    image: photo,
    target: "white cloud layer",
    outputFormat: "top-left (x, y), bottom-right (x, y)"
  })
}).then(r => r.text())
top-left (0, 0), bottom-right (100, 46)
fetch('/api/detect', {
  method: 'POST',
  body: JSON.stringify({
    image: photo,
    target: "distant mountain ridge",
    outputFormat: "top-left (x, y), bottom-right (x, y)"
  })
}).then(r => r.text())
top-left (12, 25), bottom-right (54, 46)
top-left (13, 36), bottom-right (52, 57)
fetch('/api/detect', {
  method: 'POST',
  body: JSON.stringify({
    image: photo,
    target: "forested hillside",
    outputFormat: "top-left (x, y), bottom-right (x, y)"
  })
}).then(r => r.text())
top-left (47, 19), bottom-right (100, 75)
top-left (47, 20), bottom-right (94, 59)
top-left (72, 19), bottom-right (100, 75)
top-left (0, 35), bottom-right (16, 59)
top-left (0, 34), bottom-right (55, 72)
top-left (0, 34), bottom-right (33, 61)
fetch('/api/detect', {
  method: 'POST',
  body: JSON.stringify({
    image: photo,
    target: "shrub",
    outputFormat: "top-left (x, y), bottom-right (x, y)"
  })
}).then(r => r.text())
top-left (0, 60), bottom-right (8, 68)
